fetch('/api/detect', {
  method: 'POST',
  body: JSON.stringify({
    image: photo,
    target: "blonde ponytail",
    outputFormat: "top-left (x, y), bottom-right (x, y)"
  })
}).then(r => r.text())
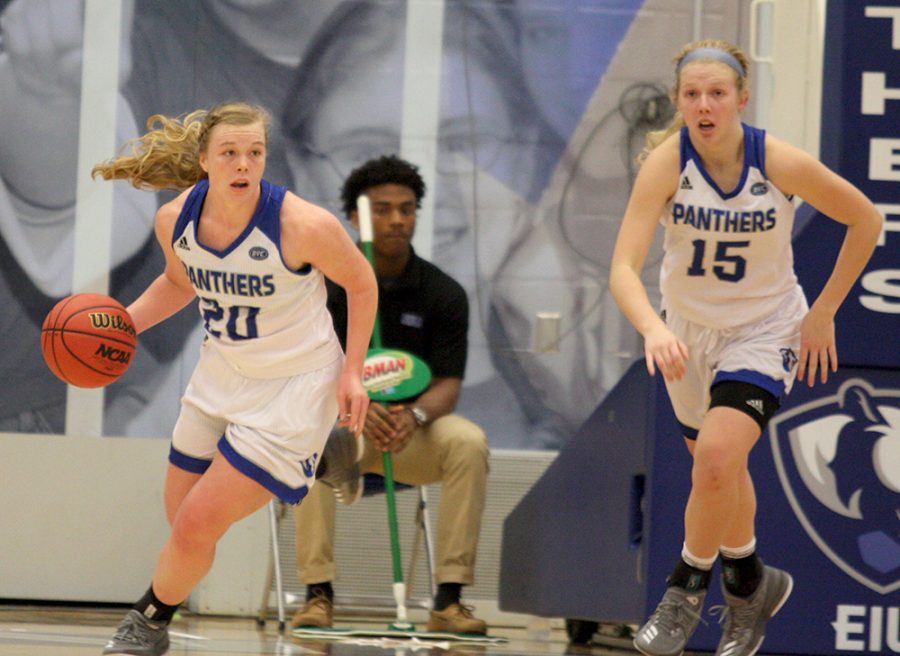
top-left (92, 111), bottom-right (207, 191)
top-left (638, 113), bottom-right (686, 165)
top-left (92, 102), bottom-right (272, 191)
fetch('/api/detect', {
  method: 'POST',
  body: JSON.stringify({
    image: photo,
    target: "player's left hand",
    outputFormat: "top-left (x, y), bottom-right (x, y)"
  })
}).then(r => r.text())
top-left (798, 307), bottom-right (838, 387)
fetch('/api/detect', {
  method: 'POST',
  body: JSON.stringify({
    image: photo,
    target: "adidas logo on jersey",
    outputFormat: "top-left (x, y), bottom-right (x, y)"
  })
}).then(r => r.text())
top-left (176, 236), bottom-right (190, 250)
top-left (680, 176), bottom-right (692, 190)
top-left (746, 399), bottom-right (765, 415)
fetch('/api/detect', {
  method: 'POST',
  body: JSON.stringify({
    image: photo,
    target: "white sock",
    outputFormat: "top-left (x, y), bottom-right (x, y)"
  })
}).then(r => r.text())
top-left (682, 543), bottom-right (717, 570)
top-left (720, 537), bottom-right (757, 560)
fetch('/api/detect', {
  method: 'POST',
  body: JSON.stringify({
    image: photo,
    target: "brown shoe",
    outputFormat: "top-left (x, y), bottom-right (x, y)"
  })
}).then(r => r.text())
top-left (427, 603), bottom-right (488, 635)
top-left (290, 595), bottom-right (333, 628)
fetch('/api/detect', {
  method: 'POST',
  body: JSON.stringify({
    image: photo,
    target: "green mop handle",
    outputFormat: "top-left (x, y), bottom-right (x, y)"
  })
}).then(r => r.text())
top-left (357, 195), bottom-right (404, 586)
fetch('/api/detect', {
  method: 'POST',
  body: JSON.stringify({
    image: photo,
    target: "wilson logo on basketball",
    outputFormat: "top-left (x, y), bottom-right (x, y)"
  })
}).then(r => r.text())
top-left (89, 312), bottom-right (136, 337)
top-left (363, 353), bottom-right (413, 392)
top-left (94, 343), bottom-right (132, 365)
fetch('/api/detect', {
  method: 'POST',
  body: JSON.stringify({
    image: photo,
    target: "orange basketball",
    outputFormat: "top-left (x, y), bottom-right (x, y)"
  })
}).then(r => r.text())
top-left (41, 293), bottom-right (137, 388)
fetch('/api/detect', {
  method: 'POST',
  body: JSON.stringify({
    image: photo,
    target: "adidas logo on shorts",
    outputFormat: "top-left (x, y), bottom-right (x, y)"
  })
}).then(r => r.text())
top-left (746, 398), bottom-right (765, 415)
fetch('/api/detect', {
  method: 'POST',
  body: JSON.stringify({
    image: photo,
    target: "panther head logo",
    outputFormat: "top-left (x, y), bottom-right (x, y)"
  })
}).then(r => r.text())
top-left (769, 378), bottom-right (900, 594)
top-left (780, 347), bottom-right (798, 373)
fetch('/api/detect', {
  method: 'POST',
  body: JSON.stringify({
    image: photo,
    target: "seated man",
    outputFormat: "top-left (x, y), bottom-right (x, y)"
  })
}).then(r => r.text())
top-left (293, 155), bottom-right (490, 634)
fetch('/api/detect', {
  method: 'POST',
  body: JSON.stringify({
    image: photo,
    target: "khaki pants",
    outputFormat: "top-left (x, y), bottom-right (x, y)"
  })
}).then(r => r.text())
top-left (294, 414), bottom-right (489, 585)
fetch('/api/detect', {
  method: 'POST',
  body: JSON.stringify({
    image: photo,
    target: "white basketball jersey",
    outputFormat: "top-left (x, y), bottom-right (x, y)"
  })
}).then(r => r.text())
top-left (172, 179), bottom-right (342, 378)
top-left (660, 124), bottom-right (801, 328)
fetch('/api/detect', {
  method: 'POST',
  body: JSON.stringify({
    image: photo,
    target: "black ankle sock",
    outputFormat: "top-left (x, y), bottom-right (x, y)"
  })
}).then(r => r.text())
top-left (307, 581), bottom-right (334, 603)
top-left (134, 585), bottom-right (180, 624)
top-left (721, 552), bottom-right (764, 597)
top-left (667, 557), bottom-right (712, 592)
top-left (433, 582), bottom-right (462, 611)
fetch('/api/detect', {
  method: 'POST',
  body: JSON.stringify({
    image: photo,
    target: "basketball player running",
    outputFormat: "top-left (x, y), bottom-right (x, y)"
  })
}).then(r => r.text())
top-left (92, 102), bottom-right (377, 656)
top-left (609, 40), bottom-right (881, 656)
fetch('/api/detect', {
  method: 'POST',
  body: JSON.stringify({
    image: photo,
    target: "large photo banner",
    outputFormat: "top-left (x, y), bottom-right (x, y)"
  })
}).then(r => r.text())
top-left (0, 0), bottom-right (197, 437)
top-left (2, 0), bottom-right (681, 447)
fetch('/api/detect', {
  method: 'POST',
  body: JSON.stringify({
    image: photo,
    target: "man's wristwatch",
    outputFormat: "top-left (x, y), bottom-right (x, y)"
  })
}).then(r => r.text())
top-left (409, 406), bottom-right (428, 426)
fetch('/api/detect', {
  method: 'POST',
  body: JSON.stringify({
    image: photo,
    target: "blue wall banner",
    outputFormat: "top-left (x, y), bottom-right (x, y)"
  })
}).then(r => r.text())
top-left (798, 0), bottom-right (900, 368)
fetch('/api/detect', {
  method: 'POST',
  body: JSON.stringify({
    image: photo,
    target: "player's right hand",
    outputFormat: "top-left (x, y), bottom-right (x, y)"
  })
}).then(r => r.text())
top-left (643, 325), bottom-right (689, 381)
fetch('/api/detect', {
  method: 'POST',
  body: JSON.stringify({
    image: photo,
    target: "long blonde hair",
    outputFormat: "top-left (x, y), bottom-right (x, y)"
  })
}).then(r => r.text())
top-left (638, 39), bottom-right (750, 164)
top-left (92, 102), bottom-right (272, 191)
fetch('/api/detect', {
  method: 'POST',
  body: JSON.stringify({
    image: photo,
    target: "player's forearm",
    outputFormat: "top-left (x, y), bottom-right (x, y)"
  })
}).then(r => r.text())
top-left (609, 263), bottom-right (665, 337)
top-left (343, 284), bottom-right (378, 375)
top-left (811, 211), bottom-right (882, 317)
top-left (127, 274), bottom-right (196, 334)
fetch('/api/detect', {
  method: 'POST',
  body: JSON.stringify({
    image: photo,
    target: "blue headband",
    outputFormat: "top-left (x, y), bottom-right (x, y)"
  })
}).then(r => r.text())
top-left (677, 47), bottom-right (745, 77)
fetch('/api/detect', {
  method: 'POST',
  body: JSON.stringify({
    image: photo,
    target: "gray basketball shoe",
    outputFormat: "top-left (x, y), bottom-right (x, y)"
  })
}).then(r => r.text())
top-left (102, 609), bottom-right (170, 655)
top-left (633, 586), bottom-right (707, 656)
top-left (713, 565), bottom-right (793, 656)
top-left (316, 428), bottom-right (363, 505)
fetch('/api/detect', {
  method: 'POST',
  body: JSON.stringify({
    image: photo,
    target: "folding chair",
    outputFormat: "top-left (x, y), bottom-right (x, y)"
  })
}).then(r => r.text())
top-left (257, 474), bottom-right (436, 632)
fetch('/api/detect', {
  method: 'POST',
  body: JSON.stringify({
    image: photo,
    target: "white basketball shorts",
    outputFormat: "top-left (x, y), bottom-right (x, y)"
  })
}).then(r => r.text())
top-left (662, 285), bottom-right (807, 437)
top-left (170, 340), bottom-right (342, 504)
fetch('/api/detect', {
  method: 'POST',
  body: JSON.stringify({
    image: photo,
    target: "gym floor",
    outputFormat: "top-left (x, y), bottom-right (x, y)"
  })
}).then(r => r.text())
top-left (0, 603), bottom-right (650, 655)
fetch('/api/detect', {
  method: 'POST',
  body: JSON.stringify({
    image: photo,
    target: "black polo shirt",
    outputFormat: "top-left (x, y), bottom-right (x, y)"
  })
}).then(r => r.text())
top-left (325, 248), bottom-right (468, 379)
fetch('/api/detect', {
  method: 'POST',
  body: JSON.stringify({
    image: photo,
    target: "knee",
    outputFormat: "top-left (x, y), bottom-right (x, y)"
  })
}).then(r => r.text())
top-left (691, 448), bottom-right (740, 494)
top-left (170, 504), bottom-right (219, 553)
top-left (444, 419), bottom-right (489, 470)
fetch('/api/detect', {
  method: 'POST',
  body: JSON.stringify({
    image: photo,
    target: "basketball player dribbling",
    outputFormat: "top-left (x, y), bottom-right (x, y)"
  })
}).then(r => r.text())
top-left (91, 102), bottom-right (377, 656)
top-left (609, 40), bottom-right (881, 656)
